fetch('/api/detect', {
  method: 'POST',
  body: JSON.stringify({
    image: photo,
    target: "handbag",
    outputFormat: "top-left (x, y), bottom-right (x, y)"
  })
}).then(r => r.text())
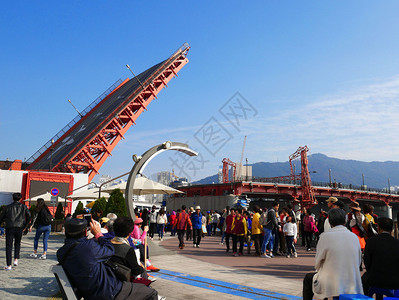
top-left (368, 222), bottom-right (378, 236)
top-left (355, 216), bottom-right (367, 238)
top-left (312, 223), bottom-right (319, 234)
top-left (105, 260), bottom-right (131, 282)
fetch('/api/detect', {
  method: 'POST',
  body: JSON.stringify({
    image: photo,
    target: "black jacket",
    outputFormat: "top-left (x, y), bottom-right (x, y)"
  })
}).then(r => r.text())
top-left (0, 201), bottom-right (31, 228)
top-left (265, 208), bottom-right (278, 230)
top-left (364, 232), bottom-right (399, 289)
top-left (33, 206), bottom-right (52, 227)
top-left (110, 243), bottom-right (144, 277)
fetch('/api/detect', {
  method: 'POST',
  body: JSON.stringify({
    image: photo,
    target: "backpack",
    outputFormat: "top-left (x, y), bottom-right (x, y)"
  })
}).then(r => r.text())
top-left (43, 208), bottom-right (53, 224)
top-left (259, 211), bottom-right (268, 226)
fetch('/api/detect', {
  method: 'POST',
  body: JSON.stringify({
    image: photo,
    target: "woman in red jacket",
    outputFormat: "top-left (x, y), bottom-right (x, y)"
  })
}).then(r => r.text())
top-left (169, 211), bottom-right (177, 236)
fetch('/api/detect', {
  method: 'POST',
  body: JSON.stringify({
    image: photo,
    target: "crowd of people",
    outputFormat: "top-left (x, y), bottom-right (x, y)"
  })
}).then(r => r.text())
top-left (1, 193), bottom-right (399, 299)
top-left (135, 199), bottom-right (399, 298)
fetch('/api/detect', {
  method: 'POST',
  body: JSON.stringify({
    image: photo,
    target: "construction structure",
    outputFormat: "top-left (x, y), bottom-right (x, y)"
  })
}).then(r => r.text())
top-left (289, 145), bottom-right (316, 208)
top-left (0, 43), bottom-right (190, 212)
top-left (168, 145), bottom-right (399, 213)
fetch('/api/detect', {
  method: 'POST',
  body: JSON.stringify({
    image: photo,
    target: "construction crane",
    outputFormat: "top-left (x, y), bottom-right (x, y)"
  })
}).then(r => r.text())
top-left (222, 158), bottom-right (236, 183)
top-left (289, 145), bottom-right (316, 208)
top-left (238, 136), bottom-right (247, 181)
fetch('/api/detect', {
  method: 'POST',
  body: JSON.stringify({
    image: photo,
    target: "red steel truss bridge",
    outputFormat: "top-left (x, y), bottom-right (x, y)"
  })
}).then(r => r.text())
top-left (27, 43), bottom-right (190, 181)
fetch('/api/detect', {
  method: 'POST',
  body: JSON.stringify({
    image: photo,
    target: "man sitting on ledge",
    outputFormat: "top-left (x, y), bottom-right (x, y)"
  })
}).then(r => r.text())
top-left (57, 218), bottom-right (158, 300)
top-left (362, 217), bottom-right (399, 296)
top-left (302, 208), bottom-right (363, 300)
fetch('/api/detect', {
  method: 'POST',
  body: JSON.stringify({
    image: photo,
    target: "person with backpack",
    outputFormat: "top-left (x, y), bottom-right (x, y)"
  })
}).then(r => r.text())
top-left (362, 204), bottom-right (377, 239)
top-left (0, 192), bottom-right (31, 270)
top-left (29, 198), bottom-right (53, 260)
top-left (347, 202), bottom-right (366, 250)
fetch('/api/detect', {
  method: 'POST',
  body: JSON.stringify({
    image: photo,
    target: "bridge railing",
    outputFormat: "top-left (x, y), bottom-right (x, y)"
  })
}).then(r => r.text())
top-left (26, 79), bottom-right (123, 164)
top-left (246, 177), bottom-right (398, 195)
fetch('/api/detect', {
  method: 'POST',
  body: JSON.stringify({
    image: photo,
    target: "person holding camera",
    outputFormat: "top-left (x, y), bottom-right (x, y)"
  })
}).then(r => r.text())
top-left (57, 218), bottom-right (159, 299)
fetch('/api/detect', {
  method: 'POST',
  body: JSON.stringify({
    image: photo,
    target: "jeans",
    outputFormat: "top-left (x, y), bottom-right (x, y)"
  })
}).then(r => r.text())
top-left (272, 228), bottom-right (279, 253)
top-left (285, 236), bottom-right (296, 255)
top-left (170, 226), bottom-right (176, 236)
top-left (220, 232), bottom-right (225, 243)
top-left (192, 228), bottom-right (202, 246)
top-left (5, 227), bottom-right (23, 266)
top-left (212, 223), bottom-right (218, 235)
top-left (157, 224), bottom-right (165, 239)
top-left (34, 224), bottom-right (51, 252)
top-left (0, 227), bottom-right (4, 236)
top-left (304, 231), bottom-right (313, 249)
top-left (261, 227), bottom-right (274, 254)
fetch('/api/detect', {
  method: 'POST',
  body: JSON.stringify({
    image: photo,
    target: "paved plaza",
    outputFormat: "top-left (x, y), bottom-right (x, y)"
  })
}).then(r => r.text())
top-left (0, 232), bottom-right (314, 299)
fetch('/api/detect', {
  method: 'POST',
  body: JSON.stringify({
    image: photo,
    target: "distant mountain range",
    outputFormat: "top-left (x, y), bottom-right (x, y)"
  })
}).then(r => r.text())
top-left (194, 153), bottom-right (399, 189)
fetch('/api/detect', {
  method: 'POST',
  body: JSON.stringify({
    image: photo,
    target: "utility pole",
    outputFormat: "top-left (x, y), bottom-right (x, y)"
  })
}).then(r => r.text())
top-left (388, 178), bottom-right (391, 194)
top-left (245, 158), bottom-right (248, 181)
top-left (68, 99), bottom-right (83, 118)
top-left (329, 168), bottom-right (332, 186)
top-left (362, 173), bottom-right (365, 190)
top-left (49, 139), bottom-right (55, 171)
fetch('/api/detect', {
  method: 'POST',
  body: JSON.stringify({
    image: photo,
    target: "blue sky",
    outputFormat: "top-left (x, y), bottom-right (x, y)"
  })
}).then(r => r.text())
top-left (2, 1), bottom-right (399, 182)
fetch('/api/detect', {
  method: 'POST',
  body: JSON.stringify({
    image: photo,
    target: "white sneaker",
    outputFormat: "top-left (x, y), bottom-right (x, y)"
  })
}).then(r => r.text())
top-left (148, 275), bottom-right (157, 282)
top-left (4, 265), bottom-right (12, 271)
top-left (39, 255), bottom-right (46, 260)
top-left (30, 253), bottom-right (38, 258)
top-left (293, 252), bottom-right (298, 258)
top-left (262, 254), bottom-right (271, 258)
top-left (13, 259), bottom-right (18, 266)
top-left (286, 254), bottom-right (291, 258)
top-left (158, 296), bottom-right (166, 300)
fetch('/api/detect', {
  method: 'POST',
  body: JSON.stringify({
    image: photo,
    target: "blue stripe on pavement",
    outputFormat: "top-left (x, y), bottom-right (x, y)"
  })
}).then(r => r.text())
top-left (153, 270), bottom-right (301, 299)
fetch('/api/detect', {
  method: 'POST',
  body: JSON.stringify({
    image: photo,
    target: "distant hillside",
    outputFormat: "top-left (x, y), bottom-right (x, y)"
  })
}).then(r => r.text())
top-left (194, 153), bottom-right (399, 189)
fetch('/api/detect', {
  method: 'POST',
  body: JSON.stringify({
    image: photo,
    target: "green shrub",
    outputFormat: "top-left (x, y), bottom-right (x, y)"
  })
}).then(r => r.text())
top-left (105, 188), bottom-right (127, 217)
top-left (73, 201), bottom-right (85, 218)
top-left (55, 203), bottom-right (64, 220)
top-left (91, 197), bottom-right (107, 218)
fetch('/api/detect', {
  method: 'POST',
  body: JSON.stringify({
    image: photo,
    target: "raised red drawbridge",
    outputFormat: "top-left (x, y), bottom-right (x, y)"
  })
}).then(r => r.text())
top-left (27, 43), bottom-right (190, 182)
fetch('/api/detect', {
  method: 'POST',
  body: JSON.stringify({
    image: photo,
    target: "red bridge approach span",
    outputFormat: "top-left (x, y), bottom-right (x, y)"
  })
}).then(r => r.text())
top-left (174, 181), bottom-right (399, 207)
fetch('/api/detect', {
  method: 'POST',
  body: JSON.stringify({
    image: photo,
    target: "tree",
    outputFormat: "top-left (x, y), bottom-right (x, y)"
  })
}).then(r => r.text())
top-left (55, 203), bottom-right (64, 220)
top-left (91, 197), bottom-right (107, 218)
top-left (73, 201), bottom-right (85, 218)
top-left (29, 204), bottom-right (36, 216)
top-left (105, 188), bottom-right (127, 217)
